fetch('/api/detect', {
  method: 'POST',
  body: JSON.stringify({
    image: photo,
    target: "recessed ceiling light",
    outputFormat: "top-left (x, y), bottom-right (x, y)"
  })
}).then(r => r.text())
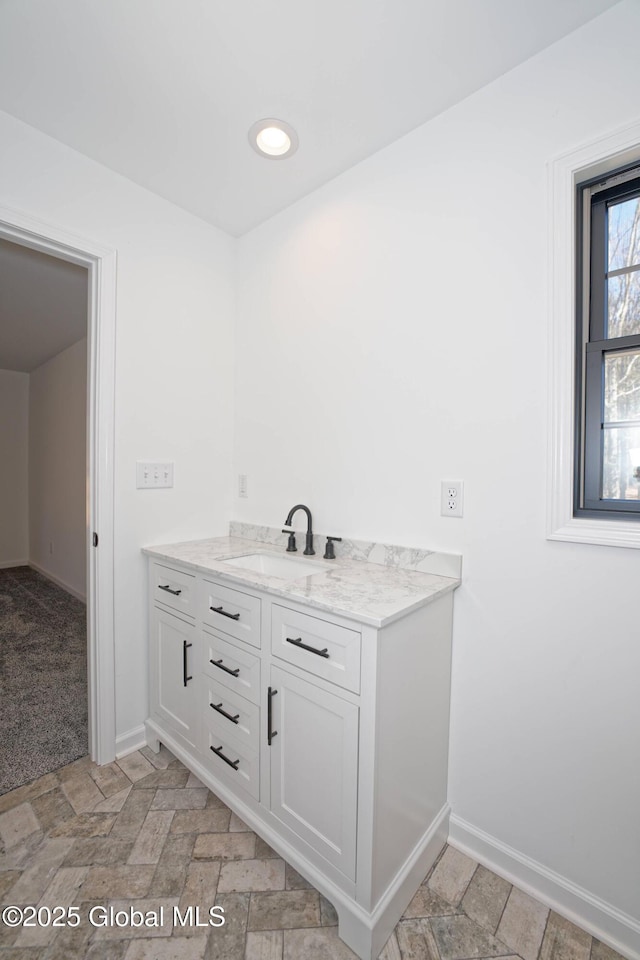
top-left (249, 118), bottom-right (298, 159)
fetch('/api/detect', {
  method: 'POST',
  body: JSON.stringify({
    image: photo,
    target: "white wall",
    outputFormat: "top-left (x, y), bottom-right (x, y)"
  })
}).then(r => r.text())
top-left (0, 369), bottom-right (29, 566)
top-left (235, 1), bottom-right (640, 951)
top-left (29, 338), bottom-right (87, 598)
top-left (0, 109), bottom-right (236, 744)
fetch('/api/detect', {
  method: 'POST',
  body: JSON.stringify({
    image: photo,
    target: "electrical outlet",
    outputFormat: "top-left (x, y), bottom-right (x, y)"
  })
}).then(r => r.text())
top-left (238, 474), bottom-right (248, 498)
top-left (441, 480), bottom-right (464, 518)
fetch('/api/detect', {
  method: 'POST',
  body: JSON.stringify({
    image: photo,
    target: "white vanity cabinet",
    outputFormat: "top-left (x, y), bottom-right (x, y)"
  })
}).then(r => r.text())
top-left (146, 554), bottom-right (455, 960)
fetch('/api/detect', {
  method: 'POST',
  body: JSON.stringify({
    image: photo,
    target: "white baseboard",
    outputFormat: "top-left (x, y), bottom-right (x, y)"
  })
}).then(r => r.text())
top-left (29, 560), bottom-right (86, 603)
top-left (0, 558), bottom-right (28, 569)
top-left (449, 814), bottom-right (640, 960)
top-left (116, 725), bottom-right (147, 759)
top-left (369, 803), bottom-right (450, 957)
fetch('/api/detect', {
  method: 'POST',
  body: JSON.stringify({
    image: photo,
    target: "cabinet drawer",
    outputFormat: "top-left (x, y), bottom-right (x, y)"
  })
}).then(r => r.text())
top-left (203, 724), bottom-right (259, 801)
top-left (201, 579), bottom-right (261, 648)
top-left (202, 629), bottom-right (261, 705)
top-left (152, 563), bottom-right (196, 618)
top-left (204, 676), bottom-right (259, 752)
top-left (271, 604), bottom-right (361, 694)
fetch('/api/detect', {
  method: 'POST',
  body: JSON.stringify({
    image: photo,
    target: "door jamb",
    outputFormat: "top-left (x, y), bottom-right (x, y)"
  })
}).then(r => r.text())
top-left (0, 204), bottom-right (116, 765)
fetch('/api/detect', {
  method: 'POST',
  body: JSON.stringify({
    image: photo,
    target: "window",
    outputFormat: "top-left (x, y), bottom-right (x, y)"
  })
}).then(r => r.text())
top-left (575, 164), bottom-right (640, 518)
top-left (547, 121), bottom-right (640, 548)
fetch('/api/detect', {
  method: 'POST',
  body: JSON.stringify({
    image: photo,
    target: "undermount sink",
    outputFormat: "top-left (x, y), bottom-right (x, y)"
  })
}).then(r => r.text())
top-left (222, 552), bottom-right (331, 579)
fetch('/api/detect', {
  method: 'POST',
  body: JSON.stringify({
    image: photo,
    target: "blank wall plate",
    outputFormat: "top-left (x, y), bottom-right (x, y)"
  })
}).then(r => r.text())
top-left (137, 461), bottom-right (174, 489)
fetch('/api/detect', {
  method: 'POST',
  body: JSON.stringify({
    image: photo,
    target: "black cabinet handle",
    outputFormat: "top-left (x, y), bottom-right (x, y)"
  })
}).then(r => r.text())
top-left (210, 605), bottom-right (240, 621)
top-left (159, 584), bottom-right (182, 596)
top-left (286, 636), bottom-right (330, 659)
top-left (267, 686), bottom-right (278, 746)
top-left (210, 702), bottom-right (240, 724)
top-left (210, 745), bottom-right (240, 770)
top-left (210, 658), bottom-right (240, 677)
top-left (183, 641), bottom-right (192, 687)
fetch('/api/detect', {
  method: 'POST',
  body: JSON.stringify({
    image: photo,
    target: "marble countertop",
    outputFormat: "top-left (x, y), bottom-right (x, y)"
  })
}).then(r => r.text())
top-left (143, 535), bottom-right (460, 628)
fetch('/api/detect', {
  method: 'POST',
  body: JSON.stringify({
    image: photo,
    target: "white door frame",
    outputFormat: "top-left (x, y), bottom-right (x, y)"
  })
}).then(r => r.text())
top-left (0, 204), bottom-right (117, 765)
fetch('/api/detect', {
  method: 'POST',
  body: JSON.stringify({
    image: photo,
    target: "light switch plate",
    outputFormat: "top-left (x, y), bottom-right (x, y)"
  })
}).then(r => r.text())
top-left (137, 461), bottom-right (174, 488)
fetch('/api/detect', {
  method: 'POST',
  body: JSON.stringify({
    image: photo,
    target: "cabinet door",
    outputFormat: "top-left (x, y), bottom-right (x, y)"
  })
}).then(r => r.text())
top-left (269, 666), bottom-right (359, 880)
top-left (150, 606), bottom-right (198, 748)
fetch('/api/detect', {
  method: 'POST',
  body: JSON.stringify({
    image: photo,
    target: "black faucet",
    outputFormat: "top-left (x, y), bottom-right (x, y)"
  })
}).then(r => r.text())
top-left (283, 504), bottom-right (315, 555)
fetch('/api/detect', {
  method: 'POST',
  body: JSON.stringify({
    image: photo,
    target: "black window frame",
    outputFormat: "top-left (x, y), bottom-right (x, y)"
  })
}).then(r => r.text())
top-left (574, 163), bottom-right (640, 519)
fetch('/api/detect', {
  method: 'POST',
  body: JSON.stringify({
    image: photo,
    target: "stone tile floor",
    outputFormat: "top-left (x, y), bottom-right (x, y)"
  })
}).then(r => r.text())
top-left (0, 747), bottom-right (627, 960)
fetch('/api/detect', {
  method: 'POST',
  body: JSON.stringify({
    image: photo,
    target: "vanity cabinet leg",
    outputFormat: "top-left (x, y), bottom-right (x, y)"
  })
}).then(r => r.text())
top-left (336, 907), bottom-right (376, 960)
top-left (145, 727), bottom-right (161, 753)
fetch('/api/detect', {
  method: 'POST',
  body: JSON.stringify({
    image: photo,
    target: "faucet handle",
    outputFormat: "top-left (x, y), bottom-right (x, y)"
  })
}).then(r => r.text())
top-left (282, 528), bottom-right (297, 553)
top-left (323, 536), bottom-right (342, 560)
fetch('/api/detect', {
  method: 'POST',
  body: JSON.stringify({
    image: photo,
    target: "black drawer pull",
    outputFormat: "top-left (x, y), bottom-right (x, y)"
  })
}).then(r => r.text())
top-left (286, 636), bottom-right (330, 659)
top-left (210, 658), bottom-right (240, 677)
top-left (210, 605), bottom-right (240, 621)
top-left (210, 702), bottom-right (240, 724)
top-left (159, 584), bottom-right (182, 596)
top-left (210, 745), bottom-right (240, 770)
top-left (183, 640), bottom-right (193, 687)
top-left (267, 686), bottom-right (278, 746)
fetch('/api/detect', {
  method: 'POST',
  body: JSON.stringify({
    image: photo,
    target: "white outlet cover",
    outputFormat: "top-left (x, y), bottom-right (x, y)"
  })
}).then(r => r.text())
top-left (441, 480), bottom-right (464, 517)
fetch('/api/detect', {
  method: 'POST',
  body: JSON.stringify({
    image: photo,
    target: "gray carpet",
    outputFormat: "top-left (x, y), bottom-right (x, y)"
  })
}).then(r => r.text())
top-left (0, 565), bottom-right (87, 795)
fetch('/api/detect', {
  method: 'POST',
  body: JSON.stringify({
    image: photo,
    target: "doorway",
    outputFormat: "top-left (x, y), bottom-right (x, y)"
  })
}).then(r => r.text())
top-left (0, 205), bottom-right (116, 775)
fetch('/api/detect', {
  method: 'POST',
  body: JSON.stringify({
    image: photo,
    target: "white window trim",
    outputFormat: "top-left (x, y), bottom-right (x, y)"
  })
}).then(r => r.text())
top-left (547, 119), bottom-right (640, 549)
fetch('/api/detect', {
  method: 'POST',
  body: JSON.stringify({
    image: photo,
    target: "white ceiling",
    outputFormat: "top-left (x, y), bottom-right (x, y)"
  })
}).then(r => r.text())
top-left (0, 0), bottom-right (620, 236)
top-left (0, 240), bottom-right (88, 373)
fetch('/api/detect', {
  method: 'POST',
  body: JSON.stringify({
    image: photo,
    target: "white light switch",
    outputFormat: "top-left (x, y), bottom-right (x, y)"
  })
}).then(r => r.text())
top-left (137, 461), bottom-right (174, 488)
